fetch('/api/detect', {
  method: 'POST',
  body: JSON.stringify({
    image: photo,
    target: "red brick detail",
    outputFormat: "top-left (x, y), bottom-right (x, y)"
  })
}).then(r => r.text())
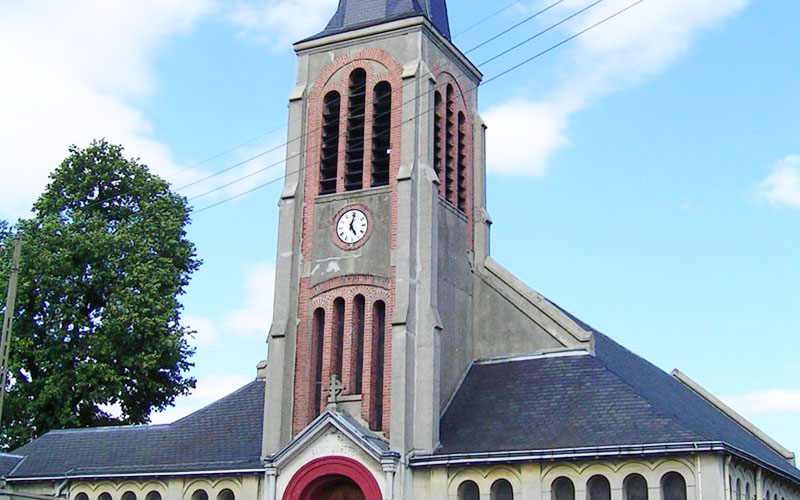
top-left (293, 275), bottom-right (394, 436)
top-left (294, 48), bottom-right (403, 437)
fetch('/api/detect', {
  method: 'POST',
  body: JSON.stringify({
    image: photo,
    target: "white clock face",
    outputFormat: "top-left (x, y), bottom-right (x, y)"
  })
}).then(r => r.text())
top-left (336, 208), bottom-right (369, 245)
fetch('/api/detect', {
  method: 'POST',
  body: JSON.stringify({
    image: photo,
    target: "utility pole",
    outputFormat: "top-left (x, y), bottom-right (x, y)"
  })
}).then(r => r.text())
top-left (0, 236), bottom-right (22, 427)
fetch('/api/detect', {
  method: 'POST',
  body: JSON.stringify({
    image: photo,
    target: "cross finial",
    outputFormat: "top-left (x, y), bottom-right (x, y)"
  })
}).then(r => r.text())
top-left (326, 374), bottom-right (345, 409)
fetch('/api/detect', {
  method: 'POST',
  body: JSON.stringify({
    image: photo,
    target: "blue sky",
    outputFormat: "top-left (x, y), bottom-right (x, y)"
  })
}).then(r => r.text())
top-left (0, 0), bottom-right (798, 453)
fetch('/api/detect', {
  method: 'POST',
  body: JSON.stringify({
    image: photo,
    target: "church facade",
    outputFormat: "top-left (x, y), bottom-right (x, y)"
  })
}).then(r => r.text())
top-left (2, 2), bottom-right (799, 500)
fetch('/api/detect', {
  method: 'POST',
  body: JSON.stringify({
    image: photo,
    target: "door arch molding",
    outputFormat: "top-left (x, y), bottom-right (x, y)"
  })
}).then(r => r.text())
top-left (282, 456), bottom-right (382, 500)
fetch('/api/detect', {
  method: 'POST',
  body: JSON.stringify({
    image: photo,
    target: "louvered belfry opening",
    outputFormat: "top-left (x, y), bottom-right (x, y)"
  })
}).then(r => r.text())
top-left (433, 90), bottom-right (443, 183)
top-left (457, 111), bottom-right (467, 212)
top-left (319, 91), bottom-right (341, 195)
top-left (345, 68), bottom-right (367, 191)
top-left (371, 81), bottom-right (392, 187)
top-left (444, 84), bottom-right (456, 202)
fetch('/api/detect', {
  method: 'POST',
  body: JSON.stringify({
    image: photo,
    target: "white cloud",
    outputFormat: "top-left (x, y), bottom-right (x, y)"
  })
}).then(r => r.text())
top-left (0, 0), bottom-right (214, 218)
top-left (723, 390), bottom-right (800, 416)
top-left (149, 375), bottom-right (252, 424)
top-left (757, 155), bottom-right (800, 209)
top-left (228, 0), bottom-right (338, 49)
top-left (485, 0), bottom-right (749, 175)
top-left (223, 262), bottom-right (276, 336)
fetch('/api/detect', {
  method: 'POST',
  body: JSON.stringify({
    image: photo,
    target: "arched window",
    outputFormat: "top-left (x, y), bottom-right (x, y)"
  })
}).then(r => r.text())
top-left (458, 481), bottom-right (480, 500)
top-left (445, 84), bottom-right (456, 202)
top-left (587, 475), bottom-right (611, 500)
top-left (98, 494), bottom-right (112, 500)
top-left (457, 111), bottom-right (467, 212)
top-left (191, 490), bottom-right (209, 500)
top-left (121, 493), bottom-right (136, 500)
top-left (74, 494), bottom-right (89, 500)
top-left (491, 479), bottom-right (514, 500)
top-left (313, 307), bottom-right (326, 416)
top-left (552, 477), bottom-right (575, 500)
top-left (746, 484), bottom-right (751, 500)
top-left (333, 298), bottom-right (345, 380)
top-left (737, 479), bottom-right (743, 500)
top-left (145, 492), bottom-right (162, 500)
top-left (319, 91), bottom-right (341, 195)
top-left (766, 489), bottom-right (771, 500)
top-left (661, 472), bottom-right (687, 500)
top-left (433, 91), bottom-right (443, 184)
top-left (623, 474), bottom-right (648, 500)
top-left (351, 294), bottom-right (366, 394)
top-left (345, 68), bottom-right (367, 191)
top-left (371, 82), bottom-right (392, 187)
top-left (371, 300), bottom-right (386, 431)
top-left (217, 489), bottom-right (235, 500)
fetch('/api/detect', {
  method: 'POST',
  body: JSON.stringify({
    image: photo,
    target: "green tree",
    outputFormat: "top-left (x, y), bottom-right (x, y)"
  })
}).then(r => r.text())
top-left (0, 140), bottom-right (200, 450)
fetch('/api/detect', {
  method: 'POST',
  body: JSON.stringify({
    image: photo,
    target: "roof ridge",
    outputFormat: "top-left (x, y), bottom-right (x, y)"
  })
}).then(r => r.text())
top-left (591, 333), bottom-right (714, 442)
top-left (170, 379), bottom-right (262, 426)
top-left (46, 424), bottom-right (171, 435)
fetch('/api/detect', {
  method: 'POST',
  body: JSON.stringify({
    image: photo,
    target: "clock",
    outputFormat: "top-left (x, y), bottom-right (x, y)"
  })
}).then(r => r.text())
top-left (335, 207), bottom-right (369, 246)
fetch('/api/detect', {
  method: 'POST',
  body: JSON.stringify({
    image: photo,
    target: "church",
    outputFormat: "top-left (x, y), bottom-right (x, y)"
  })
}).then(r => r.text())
top-left (2, 1), bottom-right (799, 500)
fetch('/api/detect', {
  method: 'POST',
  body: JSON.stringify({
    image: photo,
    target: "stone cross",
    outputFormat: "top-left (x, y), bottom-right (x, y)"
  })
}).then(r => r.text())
top-left (325, 374), bottom-right (345, 410)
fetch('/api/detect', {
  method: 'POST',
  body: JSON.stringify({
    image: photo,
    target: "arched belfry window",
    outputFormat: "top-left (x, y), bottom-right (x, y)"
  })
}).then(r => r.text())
top-left (445, 84), bottom-right (456, 202)
top-left (552, 477), bottom-right (575, 500)
top-left (333, 298), bottom-right (345, 380)
top-left (319, 91), bottom-right (341, 195)
top-left (351, 295), bottom-right (366, 394)
top-left (491, 479), bottom-right (514, 500)
top-left (458, 481), bottom-right (480, 500)
top-left (433, 90), bottom-right (443, 183)
top-left (345, 68), bottom-right (367, 191)
top-left (371, 82), bottom-right (392, 187)
top-left (457, 111), bottom-right (467, 212)
top-left (623, 474), bottom-right (648, 500)
top-left (661, 472), bottom-right (687, 500)
top-left (371, 300), bottom-right (386, 431)
top-left (587, 475), bottom-right (611, 500)
top-left (312, 307), bottom-right (326, 416)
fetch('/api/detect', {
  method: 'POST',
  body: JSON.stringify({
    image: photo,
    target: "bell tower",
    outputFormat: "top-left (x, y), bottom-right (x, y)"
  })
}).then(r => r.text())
top-left (261, 0), bottom-right (488, 459)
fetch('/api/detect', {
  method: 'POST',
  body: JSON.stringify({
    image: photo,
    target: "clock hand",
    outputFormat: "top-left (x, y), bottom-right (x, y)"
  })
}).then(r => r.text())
top-left (349, 214), bottom-right (356, 235)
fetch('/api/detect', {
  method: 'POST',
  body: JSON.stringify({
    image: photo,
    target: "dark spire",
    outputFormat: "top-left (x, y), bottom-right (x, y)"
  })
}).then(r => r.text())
top-left (307, 0), bottom-right (451, 41)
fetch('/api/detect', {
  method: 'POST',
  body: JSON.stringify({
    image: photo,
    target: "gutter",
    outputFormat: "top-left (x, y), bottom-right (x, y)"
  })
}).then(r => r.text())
top-left (409, 441), bottom-right (727, 467)
top-left (5, 467), bottom-right (265, 483)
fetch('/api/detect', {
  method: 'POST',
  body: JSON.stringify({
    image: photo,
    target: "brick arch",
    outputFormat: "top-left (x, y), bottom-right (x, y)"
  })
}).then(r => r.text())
top-left (282, 456), bottom-right (382, 500)
top-left (305, 48), bottom-right (405, 198)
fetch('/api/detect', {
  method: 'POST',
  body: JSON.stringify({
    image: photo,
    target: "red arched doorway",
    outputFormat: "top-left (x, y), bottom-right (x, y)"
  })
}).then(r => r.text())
top-left (283, 456), bottom-right (383, 500)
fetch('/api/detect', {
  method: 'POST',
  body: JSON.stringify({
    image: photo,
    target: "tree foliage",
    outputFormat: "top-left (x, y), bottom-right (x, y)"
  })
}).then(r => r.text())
top-left (0, 140), bottom-right (200, 450)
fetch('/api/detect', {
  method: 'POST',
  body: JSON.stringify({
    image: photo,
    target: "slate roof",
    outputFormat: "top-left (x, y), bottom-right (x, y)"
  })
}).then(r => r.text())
top-left (0, 454), bottom-right (23, 476)
top-left (434, 333), bottom-right (800, 484)
top-left (6, 380), bottom-right (265, 480)
top-left (303, 0), bottom-right (451, 42)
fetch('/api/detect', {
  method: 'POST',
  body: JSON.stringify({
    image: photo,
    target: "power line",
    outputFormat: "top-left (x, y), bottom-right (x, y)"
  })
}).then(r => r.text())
top-left (464, 0), bottom-right (567, 54)
top-left (452, 0), bottom-right (524, 38)
top-left (165, 123), bottom-right (287, 181)
top-left (183, 0), bottom-right (609, 200)
top-left (483, 0), bottom-right (646, 85)
top-left (192, 0), bottom-right (648, 215)
top-left (478, 0), bottom-right (605, 67)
